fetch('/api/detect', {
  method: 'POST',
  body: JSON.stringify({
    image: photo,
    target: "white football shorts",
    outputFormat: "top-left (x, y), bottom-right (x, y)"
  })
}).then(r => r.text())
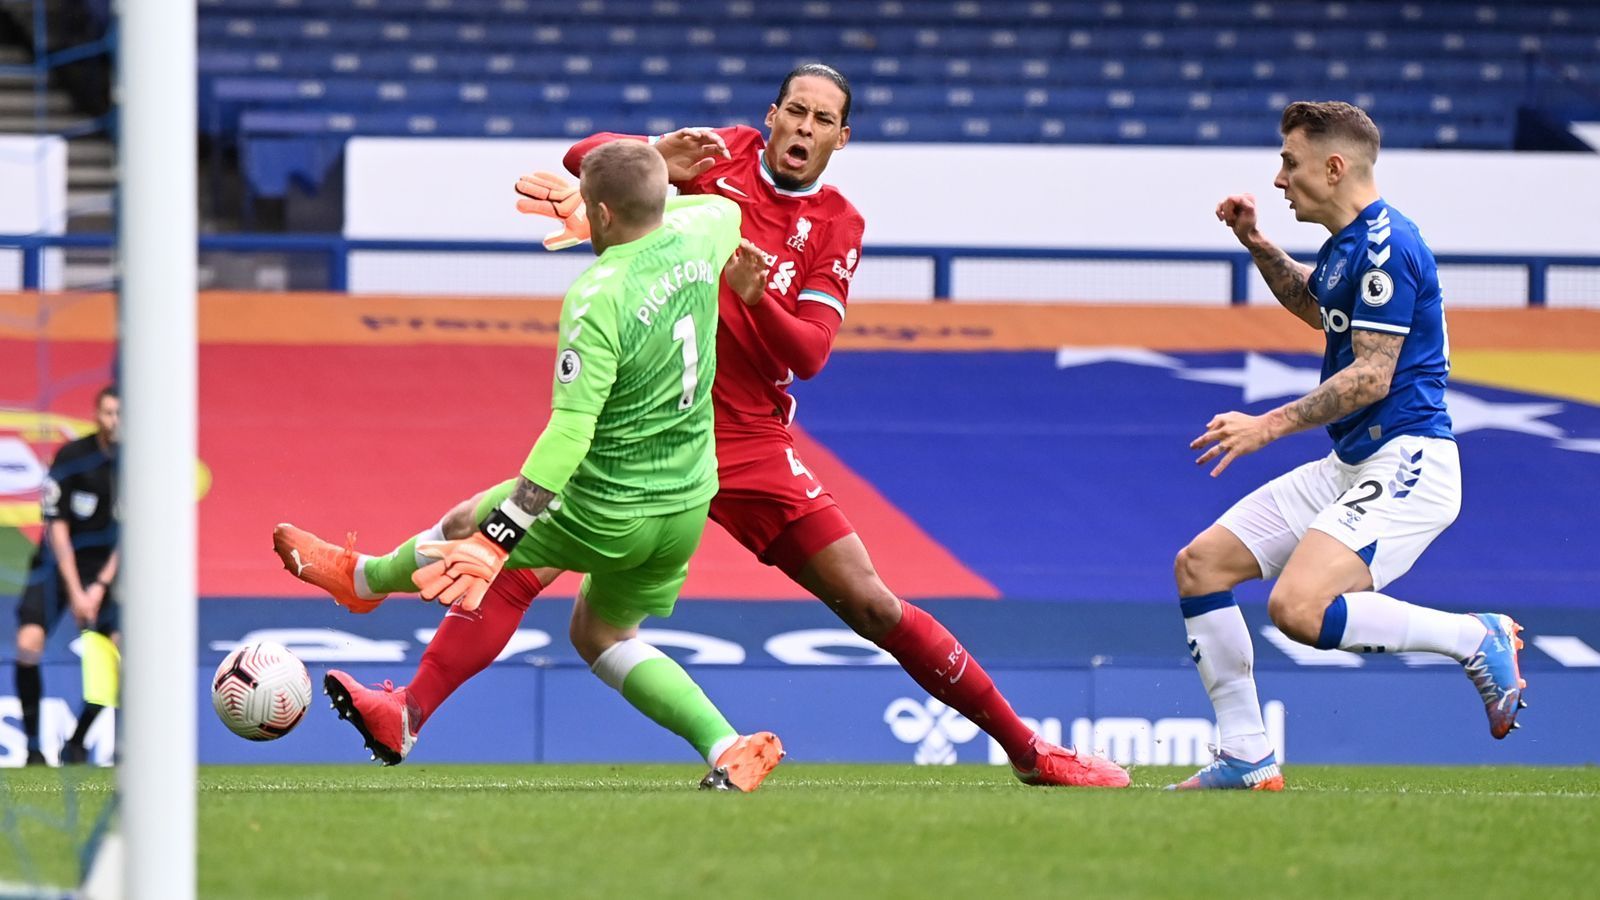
top-left (1216, 435), bottom-right (1461, 590)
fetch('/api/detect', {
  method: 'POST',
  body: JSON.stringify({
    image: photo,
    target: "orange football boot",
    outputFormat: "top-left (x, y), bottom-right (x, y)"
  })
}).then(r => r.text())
top-left (699, 732), bottom-right (785, 792)
top-left (272, 523), bottom-right (384, 614)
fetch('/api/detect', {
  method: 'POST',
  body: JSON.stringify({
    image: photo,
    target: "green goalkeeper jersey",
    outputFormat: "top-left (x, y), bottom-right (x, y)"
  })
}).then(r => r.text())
top-left (546, 194), bottom-right (742, 517)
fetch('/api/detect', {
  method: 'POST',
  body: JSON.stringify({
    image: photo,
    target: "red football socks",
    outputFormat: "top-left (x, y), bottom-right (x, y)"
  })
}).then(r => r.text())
top-left (878, 601), bottom-right (1039, 768)
top-left (408, 569), bottom-right (542, 727)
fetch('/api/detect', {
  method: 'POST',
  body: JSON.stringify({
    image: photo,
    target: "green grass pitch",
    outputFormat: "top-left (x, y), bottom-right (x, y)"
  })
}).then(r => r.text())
top-left (4, 764), bottom-right (1598, 898)
top-left (0, 526), bottom-right (33, 596)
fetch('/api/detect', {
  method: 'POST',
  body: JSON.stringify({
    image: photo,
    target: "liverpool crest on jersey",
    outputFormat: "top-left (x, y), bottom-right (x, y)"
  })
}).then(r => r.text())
top-left (787, 217), bottom-right (811, 251)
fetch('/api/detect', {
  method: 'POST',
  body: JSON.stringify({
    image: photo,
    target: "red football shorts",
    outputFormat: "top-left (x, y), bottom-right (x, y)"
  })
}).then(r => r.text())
top-left (709, 431), bottom-right (856, 578)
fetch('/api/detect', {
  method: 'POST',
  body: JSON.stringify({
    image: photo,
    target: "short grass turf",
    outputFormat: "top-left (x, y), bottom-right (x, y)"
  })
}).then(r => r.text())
top-left (3, 764), bottom-right (1598, 898)
top-left (0, 525), bottom-right (33, 595)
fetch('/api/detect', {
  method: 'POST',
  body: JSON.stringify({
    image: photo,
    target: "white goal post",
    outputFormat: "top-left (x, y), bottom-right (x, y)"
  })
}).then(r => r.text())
top-left (115, 0), bottom-right (198, 898)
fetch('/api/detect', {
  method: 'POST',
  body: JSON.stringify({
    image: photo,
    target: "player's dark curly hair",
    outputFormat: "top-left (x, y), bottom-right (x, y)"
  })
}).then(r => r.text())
top-left (775, 63), bottom-right (852, 126)
top-left (1281, 100), bottom-right (1381, 161)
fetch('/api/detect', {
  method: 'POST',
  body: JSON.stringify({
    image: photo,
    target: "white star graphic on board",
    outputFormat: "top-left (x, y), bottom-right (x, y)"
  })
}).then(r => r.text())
top-left (1173, 353), bottom-right (1569, 438)
top-left (1054, 347), bottom-right (1580, 444)
top-left (1054, 347), bottom-right (1184, 370)
top-left (1442, 392), bottom-right (1565, 438)
top-left (1177, 352), bottom-right (1321, 402)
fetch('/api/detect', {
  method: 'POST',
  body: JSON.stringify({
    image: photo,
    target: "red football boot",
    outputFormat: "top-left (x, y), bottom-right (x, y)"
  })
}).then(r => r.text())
top-left (1012, 735), bottom-right (1131, 788)
top-left (324, 670), bottom-right (419, 765)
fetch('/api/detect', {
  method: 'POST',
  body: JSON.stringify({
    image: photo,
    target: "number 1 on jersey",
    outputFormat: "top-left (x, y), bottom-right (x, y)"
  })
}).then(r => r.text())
top-left (672, 315), bottom-right (699, 411)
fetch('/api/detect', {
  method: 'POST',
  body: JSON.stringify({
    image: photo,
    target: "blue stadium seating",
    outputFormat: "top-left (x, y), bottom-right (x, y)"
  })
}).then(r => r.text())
top-left (193, 0), bottom-right (1600, 196)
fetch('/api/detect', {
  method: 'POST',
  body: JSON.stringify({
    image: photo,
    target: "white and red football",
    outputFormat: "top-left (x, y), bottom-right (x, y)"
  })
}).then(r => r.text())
top-left (211, 641), bottom-right (312, 741)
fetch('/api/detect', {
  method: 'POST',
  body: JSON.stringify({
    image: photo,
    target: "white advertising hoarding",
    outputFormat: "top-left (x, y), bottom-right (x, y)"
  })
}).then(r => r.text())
top-left (345, 137), bottom-right (1600, 302)
top-left (0, 134), bottom-right (67, 291)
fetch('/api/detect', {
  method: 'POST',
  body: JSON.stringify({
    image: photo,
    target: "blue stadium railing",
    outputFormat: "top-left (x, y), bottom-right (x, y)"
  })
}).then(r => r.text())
top-left (3, 233), bottom-right (1599, 304)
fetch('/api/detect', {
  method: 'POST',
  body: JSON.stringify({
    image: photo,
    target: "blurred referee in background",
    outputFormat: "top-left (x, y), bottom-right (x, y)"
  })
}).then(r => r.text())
top-left (13, 385), bottom-right (120, 766)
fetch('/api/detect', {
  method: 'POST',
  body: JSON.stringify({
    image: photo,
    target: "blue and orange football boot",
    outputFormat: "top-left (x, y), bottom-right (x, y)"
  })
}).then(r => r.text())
top-left (1463, 613), bottom-right (1527, 739)
top-left (1168, 748), bottom-right (1284, 791)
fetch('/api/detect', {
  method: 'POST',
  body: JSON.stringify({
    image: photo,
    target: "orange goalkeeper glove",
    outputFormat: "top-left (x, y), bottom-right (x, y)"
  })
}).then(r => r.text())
top-left (514, 171), bottom-right (590, 250)
top-left (412, 532), bottom-right (509, 612)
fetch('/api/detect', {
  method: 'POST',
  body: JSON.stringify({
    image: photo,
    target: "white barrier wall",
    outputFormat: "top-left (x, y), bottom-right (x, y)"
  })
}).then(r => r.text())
top-left (0, 135), bottom-right (66, 291)
top-left (344, 137), bottom-right (1600, 303)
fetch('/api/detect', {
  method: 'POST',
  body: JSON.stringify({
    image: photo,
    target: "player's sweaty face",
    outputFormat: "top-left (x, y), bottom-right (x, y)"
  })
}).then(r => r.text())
top-left (764, 76), bottom-right (850, 188)
top-left (1274, 129), bottom-right (1331, 224)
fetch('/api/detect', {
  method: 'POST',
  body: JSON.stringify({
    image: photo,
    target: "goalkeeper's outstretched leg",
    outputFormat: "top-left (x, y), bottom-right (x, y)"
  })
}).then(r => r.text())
top-left (272, 523), bottom-right (380, 614)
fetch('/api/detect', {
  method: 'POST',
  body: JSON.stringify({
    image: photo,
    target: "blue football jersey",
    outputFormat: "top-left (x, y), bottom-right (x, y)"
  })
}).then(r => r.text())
top-left (1308, 199), bottom-right (1454, 463)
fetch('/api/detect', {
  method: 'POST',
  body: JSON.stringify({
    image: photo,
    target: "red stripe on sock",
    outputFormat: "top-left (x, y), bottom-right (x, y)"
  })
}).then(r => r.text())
top-left (878, 602), bottom-right (1037, 765)
top-left (408, 569), bottom-right (542, 726)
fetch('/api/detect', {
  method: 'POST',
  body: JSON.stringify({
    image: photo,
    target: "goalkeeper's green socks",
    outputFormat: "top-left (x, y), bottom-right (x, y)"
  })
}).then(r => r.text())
top-left (591, 638), bottom-right (738, 764)
top-left (359, 533), bottom-right (430, 596)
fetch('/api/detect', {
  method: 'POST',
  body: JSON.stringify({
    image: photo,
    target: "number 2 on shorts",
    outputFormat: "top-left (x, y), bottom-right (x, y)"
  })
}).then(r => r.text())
top-left (1342, 479), bottom-right (1384, 515)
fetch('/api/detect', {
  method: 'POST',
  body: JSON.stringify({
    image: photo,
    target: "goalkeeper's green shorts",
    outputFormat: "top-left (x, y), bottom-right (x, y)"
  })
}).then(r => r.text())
top-left (474, 479), bottom-right (709, 628)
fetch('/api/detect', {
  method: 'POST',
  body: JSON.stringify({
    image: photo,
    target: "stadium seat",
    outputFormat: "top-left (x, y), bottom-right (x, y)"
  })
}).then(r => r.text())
top-left (198, 0), bottom-right (1600, 197)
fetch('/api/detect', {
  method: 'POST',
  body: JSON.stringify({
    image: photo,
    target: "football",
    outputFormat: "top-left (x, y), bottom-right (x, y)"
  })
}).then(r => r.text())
top-left (211, 641), bottom-right (313, 741)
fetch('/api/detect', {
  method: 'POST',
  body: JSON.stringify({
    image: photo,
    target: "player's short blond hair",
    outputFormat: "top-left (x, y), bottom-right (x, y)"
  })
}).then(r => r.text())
top-left (1281, 100), bottom-right (1381, 165)
top-left (580, 141), bottom-right (668, 226)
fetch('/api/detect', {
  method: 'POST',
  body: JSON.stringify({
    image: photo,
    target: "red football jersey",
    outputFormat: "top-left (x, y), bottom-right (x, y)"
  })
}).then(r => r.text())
top-left (679, 126), bottom-right (865, 429)
top-left (566, 126), bottom-right (865, 429)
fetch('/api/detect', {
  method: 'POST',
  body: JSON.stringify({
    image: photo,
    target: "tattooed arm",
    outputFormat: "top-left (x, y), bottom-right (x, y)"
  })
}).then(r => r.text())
top-left (1216, 193), bottom-right (1320, 330)
top-left (411, 407), bottom-right (595, 608)
top-left (1274, 329), bottom-right (1401, 431)
top-left (507, 475), bottom-right (558, 521)
top-left (1247, 241), bottom-right (1320, 330)
top-left (412, 474), bottom-right (562, 609)
top-left (1190, 329), bottom-right (1403, 477)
